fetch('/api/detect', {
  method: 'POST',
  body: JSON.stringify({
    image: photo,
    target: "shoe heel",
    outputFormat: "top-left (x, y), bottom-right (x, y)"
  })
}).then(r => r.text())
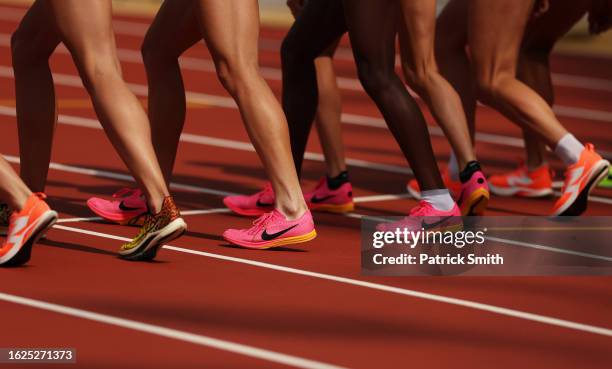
top-left (461, 189), bottom-right (490, 216)
top-left (312, 202), bottom-right (355, 214)
top-left (126, 218), bottom-right (187, 261)
top-left (3, 211), bottom-right (58, 267)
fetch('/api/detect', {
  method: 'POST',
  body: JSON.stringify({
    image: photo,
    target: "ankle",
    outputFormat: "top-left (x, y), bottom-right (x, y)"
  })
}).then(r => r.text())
top-left (326, 170), bottom-right (349, 190)
top-left (459, 161), bottom-right (482, 184)
top-left (277, 201), bottom-right (308, 220)
top-left (9, 188), bottom-right (32, 212)
top-left (147, 196), bottom-right (163, 214)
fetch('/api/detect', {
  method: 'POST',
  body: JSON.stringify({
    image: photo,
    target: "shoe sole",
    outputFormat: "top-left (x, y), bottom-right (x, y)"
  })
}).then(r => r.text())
top-left (1, 210), bottom-right (58, 267)
top-left (225, 229), bottom-right (317, 250)
top-left (556, 160), bottom-right (610, 216)
top-left (488, 183), bottom-right (553, 198)
top-left (119, 218), bottom-right (187, 261)
top-left (309, 202), bottom-right (355, 214)
top-left (598, 171), bottom-right (612, 188)
top-left (460, 188), bottom-right (490, 216)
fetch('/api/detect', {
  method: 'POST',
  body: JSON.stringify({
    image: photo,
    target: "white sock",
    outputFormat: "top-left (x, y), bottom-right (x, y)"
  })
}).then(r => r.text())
top-left (421, 189), bottom-right (455, 212)
top-left (554, 134), bottom-right (584, 166)
top-left (447, 151), bottom-right (459, 181)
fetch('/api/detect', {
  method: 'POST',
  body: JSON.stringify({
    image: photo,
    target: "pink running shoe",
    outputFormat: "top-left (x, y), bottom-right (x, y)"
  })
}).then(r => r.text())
top-left (223, 209), bottom-right (317, 249)
top-left (223, 183), bottom-right (275, 217)
top-left (456, 170), bottom-right (490, 216)
top-left (376, 201), bottom-right (462, 233)
top-left (304, 177), bottom-right (354, 213)
top-left (87, 188), bottom-right (147, 225)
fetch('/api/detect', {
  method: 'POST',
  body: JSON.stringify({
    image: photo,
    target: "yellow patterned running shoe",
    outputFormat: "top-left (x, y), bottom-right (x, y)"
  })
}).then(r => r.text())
top-left (119, 196), bottom-right (186, 261)
top-left (0, 203), bottom-right (9, 236)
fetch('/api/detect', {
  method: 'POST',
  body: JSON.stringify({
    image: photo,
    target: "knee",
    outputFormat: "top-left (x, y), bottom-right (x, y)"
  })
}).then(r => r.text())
top-left (402, 58), bottom-right (438, 93)
top-left (141, 33), bottom-right (176, 71)
top-left (140, 36), bottom-right (158, 68)
top-left (76, 52), bottom-right (123, 92)
top-left (474, 69), bottom-right (510, 101)
top-left (519, 46), bottom-right (551, 66)
top-left (214, 57), bottom-right (258, 97)
top-left (11, 29), bottom-right (50, 68)
top-left (355, 60), bottom-right (393, 97)
top-left (280, 32), bottom-right (307, 70)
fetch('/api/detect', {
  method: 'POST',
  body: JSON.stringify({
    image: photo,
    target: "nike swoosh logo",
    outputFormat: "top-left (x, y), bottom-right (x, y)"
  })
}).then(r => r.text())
top-left (421, 215), bottom-right (454, 230)
top-left (256, 199), bottom-right (274, 208)
top-left (261, 224), bottom-right (299, 241)
top-left (119, 201), bottom-right (145, 212)
top-left (310, 195), bottom-right (335, 204)
top-left (8, 216), bottom-right (42, 245)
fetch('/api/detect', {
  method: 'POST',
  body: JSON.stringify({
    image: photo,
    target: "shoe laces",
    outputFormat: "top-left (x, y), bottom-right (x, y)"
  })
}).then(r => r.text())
top-left (408, 201), bottom-right (433, 216)
top-left (249, 212), bottom-right (275, 235)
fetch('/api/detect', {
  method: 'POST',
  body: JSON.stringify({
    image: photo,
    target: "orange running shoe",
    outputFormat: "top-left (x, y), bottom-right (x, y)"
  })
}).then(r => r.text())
top-left (406, 169), bottom-right (462, 200)
top-left (488, 162), bottom-right (553, 198)
top-left (552, 144), bottom-right (610, 216)
top-left (0, 193), bottom-right (58, 266)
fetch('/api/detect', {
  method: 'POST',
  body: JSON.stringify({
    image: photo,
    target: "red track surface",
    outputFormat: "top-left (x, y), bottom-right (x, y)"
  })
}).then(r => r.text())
top-left (1, 4), bottom-right (611, 368)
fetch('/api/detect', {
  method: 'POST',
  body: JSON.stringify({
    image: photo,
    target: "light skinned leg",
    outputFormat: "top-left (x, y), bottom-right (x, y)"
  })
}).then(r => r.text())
top-left (517, 54), bottom-right (549, 169)
top-left (399, 0), bottom-right (475, 171)
top-left (435, 0), bottom-right (476, 142)
top-left (469, 0), bottom-right (568, 148)
top-left (193, 0), bottom-right (307, 218)
top-left (0, 157), bottom-right (31, 211)
top-left (11, 0), bottom-right (60, 193)
top-left (313, 54), bottom-right (346, 177)
top-left (517, 0), bottom-right (590, 169)
top-left (45, 0), bottom-right (169, 212)
top-left (141, 0), bottom-right (202, 184)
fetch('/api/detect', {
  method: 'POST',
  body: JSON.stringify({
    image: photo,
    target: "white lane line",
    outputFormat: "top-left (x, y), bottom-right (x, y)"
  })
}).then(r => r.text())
top-left (2, 109), bottom-right (611, 206)
top-left (2, 32), bottom-right (612, 124)
top-left (57, 208), bottom-right (232, 224)
top-left (56, 195), bottom-right (410, 224)
top-left (0, 102), bottom-right (413, 176)
top-left (1, 63), bottom-right (611, 162)
top-left (1, 10), bottom-right (610, 92)
top-left (2, 153), bottom-right (235, 197)
top-left (552, 73), bottom-right (612, 92)
top-left (354, 193), bottom-right (412, 203)
top-left (10, 61), bottom-right (611, 160)
top-left (56, 216), bottom-right (102, 224)
top-left (0, 292), bottom-right (346, 369)
top-left (47, 224), bottom-right (612, 338)
top-left (8, 150), bottom-right (608, 263)
top-left (486, 236), bottom-right (612, 262)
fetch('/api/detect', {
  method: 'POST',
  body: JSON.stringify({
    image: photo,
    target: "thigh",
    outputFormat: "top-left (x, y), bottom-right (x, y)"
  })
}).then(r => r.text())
top-left (468, 0), bottom-right (534, 75)
top-left (342, 0), bottom-right (398, 71)
top-left (436, 0), bottom-right (469, 51)
top-left (288, 0), bottom-right (347, 60)
top-left (13, 0), bottom-right (61, 57)
top-left (398, 0), bottom-right (437, 71)
top-left (523, 0), bottom-right (589, 51)
top-left (45, 0), bottom-right (117, 60)
top-left (144, 0), bottom-right (201, 59)
top-left (193, 0), bottom-right (260, 66)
